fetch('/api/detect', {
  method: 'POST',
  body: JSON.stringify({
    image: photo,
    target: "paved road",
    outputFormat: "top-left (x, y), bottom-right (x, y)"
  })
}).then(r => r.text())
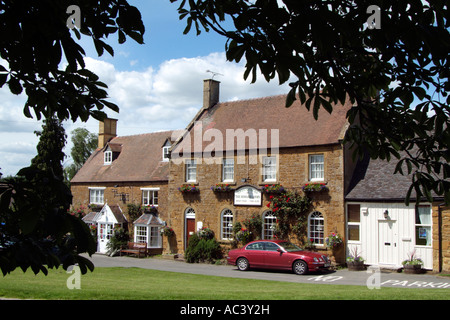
top-left (85, 254), bottom-right (450, 289)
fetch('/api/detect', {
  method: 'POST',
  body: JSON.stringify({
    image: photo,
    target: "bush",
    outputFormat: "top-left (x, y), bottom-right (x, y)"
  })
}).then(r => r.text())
top-left (106, 227), bottom-right (130, 256)
top-left (185, 233), bottom-right (223, 263)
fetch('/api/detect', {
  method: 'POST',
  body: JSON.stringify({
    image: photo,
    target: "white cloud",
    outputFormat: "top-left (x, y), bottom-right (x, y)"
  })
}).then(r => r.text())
top-left (0, 52), bottom-right (291, 176)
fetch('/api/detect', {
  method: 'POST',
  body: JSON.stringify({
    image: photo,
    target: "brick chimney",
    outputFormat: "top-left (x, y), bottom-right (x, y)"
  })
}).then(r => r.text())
top-left (98, 118), bottom-right (117, 149)
top-left (203, 79), bottom-right (220, 110)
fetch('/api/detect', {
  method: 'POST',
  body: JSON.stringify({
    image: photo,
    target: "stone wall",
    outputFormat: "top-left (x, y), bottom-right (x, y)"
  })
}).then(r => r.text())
top-left (434, 204), bottom-right (450, 272)
top-left (71, 181), bottom-right (169, 240)
top-left (167, 144), bottom-right (347, 263)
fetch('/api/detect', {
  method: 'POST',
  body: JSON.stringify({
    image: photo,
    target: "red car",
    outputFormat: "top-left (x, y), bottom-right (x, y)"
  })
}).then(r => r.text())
top-left (227, 240), bottom-right (330, 275)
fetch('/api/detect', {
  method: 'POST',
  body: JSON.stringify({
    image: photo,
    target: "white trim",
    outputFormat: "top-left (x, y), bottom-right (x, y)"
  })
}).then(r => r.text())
top-left (140, 187), bottom-right (160, 191)
top-left (104, 150), bottom-right (112, 165)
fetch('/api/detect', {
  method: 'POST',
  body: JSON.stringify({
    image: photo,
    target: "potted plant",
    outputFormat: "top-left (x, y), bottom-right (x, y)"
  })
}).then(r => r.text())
top-left (178, 184), bottom-right (199, 193)
top-left (302, 182), bottom-right (329, 192)
top-left (325, 232), bottom-right (343, 249)
top-left (160, 226), bottom-right (175, 238)
top-left (402, 250), bottom-right (423, 274)
top-left (346, 247), bottom-right (365, 271)
top-left (197, 226), bottom-right (214, 240)
top-left (235, 228), bottom-right (253, 245)
top-left (211, 183), bottom-right (234, 192)
top-left (143, 205), bottom-right (157, 214)
top-left (261, 184), bottom-right (286, 194)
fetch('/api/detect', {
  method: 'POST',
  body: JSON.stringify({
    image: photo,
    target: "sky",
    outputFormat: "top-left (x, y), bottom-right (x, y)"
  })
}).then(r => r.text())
top-left (0, 0), bottom-right (292, 177)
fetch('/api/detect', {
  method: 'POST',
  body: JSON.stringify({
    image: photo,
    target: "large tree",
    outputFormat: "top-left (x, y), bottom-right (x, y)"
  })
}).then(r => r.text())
top-left (0, 118), bottom-right (95, 276)
top-left (171, 0), bottom-right (449, 204)
top-left (64, 127), bottom-right (98, 182)
top-left (0, 0), bottom-right (145, 275)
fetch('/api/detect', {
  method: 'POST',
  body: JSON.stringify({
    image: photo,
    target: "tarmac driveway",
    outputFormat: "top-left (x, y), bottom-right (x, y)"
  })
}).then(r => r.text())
top-left (84, 254), bottom-right (450, 289)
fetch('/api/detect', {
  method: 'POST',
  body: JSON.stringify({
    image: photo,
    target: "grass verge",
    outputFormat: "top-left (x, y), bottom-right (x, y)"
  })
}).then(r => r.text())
top-left (0, 267), bottom-right (449, 300)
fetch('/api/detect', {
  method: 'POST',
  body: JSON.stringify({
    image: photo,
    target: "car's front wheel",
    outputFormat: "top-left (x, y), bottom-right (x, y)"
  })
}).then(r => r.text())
top-left (293, 260), bottom-right (308, 275)
top-left (236, 257), bottom-right (249, 271)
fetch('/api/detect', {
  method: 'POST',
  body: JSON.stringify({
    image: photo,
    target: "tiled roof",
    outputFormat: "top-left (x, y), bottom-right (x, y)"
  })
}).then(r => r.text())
top-left (345, 151), bottom-right (440, 202)
top-left (71, 130), bottom-right (179, 183)
top-left (172, 94), bottom-right (352, 153)
top-left (134, 213), bottom-right (164, 226)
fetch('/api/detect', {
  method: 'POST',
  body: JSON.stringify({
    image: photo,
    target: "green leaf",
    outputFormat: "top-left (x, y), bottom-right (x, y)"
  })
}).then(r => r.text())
top-left (8, 78), bottom-right (22, 95)
top-left (286, 86), bottom-right (297, 108)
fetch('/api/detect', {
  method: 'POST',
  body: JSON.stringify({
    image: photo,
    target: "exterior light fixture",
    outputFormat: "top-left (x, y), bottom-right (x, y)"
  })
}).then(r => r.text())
top-left (384, 210), bottom-right (389, 219)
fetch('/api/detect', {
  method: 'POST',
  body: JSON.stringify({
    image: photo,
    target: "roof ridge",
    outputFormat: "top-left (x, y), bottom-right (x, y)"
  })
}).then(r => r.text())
top-left (114, 129), bottom-right (180, 139)
top-left (218, 93), bottom-right (287, 105)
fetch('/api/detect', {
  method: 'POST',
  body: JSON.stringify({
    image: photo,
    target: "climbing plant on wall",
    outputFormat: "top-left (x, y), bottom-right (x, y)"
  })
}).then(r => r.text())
top-left (267, 192), bottom-right (312, 244)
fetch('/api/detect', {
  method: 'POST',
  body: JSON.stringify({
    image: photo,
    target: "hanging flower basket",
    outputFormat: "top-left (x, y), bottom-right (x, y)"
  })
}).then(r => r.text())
top-left (302, 182), bottom-right (329, 192)
top-left (325, 232), bottom-right (343, 249)
top-left (211, 183), bottom-right (234, 192)
top-left (161, 226), bottom-right (175, 238)
top-left (178, 184), bottom-right (199, 193)
top-left (261, 184), bottom-right (286, 194)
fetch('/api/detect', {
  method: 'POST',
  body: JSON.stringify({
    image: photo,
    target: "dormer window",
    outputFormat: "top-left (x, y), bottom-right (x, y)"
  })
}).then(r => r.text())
top-left (104, 151), bottom-right (112, 165)
top-left (103, 142), bottom-right (121, 165)
top-left (162, 146), bottom-right (170, 162)
top-left (162, 139), bottom-right (171, 162)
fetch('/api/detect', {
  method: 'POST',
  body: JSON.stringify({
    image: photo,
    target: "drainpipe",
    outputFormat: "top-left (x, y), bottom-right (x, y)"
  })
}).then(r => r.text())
top-left (437, 203), bottom-right (444, 273)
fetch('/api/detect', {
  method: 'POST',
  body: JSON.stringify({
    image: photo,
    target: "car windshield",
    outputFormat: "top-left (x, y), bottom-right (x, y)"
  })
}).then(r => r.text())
top-left (278, 241), bottom-right (303, 252)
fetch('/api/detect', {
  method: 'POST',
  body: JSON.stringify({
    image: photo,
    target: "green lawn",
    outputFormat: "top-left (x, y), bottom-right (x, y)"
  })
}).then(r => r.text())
top-left (0, 267), bottom-right (448, 300)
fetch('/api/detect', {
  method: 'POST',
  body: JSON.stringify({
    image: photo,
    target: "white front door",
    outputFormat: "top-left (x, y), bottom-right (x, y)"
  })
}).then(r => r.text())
top-left (378, 220), bottom-right (398, 265)
top-left (98, 223), bottom-right (114, 253)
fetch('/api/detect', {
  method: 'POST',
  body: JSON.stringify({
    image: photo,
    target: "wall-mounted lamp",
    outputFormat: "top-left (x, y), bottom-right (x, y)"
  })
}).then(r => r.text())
top-left (384, 210), bottom-right (389, 219)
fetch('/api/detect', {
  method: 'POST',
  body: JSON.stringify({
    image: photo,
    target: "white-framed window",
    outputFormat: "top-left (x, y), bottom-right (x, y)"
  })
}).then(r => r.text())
top-left (263, 211), bottom-right (277, 240)
top-left (222, 158), bottom-right (234, 182)
top-left (89, 187), bottom-right (105, 204)
top-left (262, 156), bottom-right (276, 182)
top-left (135, 225), bottom-right (147, 243)
top-left (134, 225), bottom-right (162, 248)
top-left (415, 205), bottom-right (432, 246)
top-left (185, 159), bottom-right (197, 182)
top-left (309, 154), bottom-right (324, 181)
top-left (221, 209), bottom-right (234, 240)
top-left (347, 204), bottom-right (360, 242)
top-left (308, 211), bottom-right (324, 245)
top-left (104, 151), bottom-right (112, 165)
top-left (142, 188), bottom-right (159, 207)
top-left (162, 146), bottom-right (170, 162)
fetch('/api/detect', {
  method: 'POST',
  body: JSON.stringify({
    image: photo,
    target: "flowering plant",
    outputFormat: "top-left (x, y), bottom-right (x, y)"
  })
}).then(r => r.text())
top-left (178, 184), bottom-right (199, 193)
top-left (261, 184), bottom-right (285, 194)
top-left (402, 250), bottom-right (423, 266)
top-left (198, 226), bottom-right (214, 240)
top-left (235, 228), bottom-right (252, 244)
top-left (143, 205), bottom-right (157, 214)
top-left (346, 247), bottom-right (365, 263)
top-left (160, 226), bottom-right (175, 237)
top-left (325, 232), bottom-right (343, 249)
top-left (88, 203), bottom-right (102, 212)
top-left (211, 183), bottom-right (234, 192)
top-left (302, 182), bottom-right (328, 192)
top-left (68, 206), bottom-right (86, 218)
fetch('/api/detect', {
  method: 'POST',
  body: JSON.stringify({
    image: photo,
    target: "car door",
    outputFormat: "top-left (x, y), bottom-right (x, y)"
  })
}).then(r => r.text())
top-left (264, 242), bottom-right (292, 270)
top-left (244, 242), bottom-right (265, 267)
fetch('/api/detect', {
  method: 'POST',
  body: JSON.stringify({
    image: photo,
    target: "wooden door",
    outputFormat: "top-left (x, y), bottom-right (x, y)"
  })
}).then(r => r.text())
top-left (186, 218), bottom-right (195, 247)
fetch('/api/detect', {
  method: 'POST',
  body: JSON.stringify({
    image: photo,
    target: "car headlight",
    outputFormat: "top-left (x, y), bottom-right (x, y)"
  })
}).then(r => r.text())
top-left (313, 257), bottom-right (324, 262)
